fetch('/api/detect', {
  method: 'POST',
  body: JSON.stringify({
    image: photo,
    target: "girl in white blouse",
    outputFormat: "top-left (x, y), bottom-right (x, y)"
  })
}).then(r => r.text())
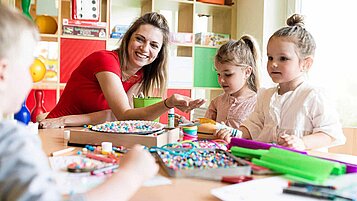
top-left (215, 14), bottom-right (346, 151)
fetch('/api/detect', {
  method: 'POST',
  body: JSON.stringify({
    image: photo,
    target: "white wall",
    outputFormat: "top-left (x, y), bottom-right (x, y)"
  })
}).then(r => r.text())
top-left (236, 0), bottom-right (295, 88)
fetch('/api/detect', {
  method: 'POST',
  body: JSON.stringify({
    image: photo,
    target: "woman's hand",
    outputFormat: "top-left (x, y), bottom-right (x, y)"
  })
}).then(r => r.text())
top-left (39, 117), bottom-right (65, 129)
top-left (166, 94), bottom-right (206, 113)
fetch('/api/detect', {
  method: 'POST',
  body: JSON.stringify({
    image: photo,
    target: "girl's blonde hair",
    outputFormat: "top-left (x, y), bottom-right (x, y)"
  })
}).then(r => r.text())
top-left (115, 12), bottom-right (170, 97)
top-left (270, 14), bottom-right (316, 59)
top-left (215, 35), bottom-right (261, 92)
top-left (0, 5), bottom-right (39, 59)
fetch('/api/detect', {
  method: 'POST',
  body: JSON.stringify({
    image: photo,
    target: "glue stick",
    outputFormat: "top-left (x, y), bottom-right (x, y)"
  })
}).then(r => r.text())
top-left (216, 123), bottom-right (242, 138)
top-left (168, 108), bottom-right (175, 128)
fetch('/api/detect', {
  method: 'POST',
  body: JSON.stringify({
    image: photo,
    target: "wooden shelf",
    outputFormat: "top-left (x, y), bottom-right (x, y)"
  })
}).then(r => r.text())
top-left (32, 81), bottom-right (59, 90)
top-left (8, 0), bottom-right (236, 114)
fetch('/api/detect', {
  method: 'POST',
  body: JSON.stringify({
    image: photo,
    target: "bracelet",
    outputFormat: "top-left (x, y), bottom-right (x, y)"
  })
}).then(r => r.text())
top-left (164, 98), bottom-right (173, 109)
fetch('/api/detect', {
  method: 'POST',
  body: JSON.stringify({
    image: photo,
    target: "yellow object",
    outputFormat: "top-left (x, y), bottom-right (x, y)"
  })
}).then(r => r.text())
top-left (35, 15), bottom-right (58, 34)
top-left (45, 70), bottom-right (57, 79)
top-left (197, 118), bottom-right (216, 124)
top-left (30, 58), bottom-right (46, 82)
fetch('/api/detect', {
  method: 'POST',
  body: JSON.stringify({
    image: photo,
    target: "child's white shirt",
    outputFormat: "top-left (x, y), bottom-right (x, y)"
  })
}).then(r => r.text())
top-left (241, 82), bottom-right (346, 151)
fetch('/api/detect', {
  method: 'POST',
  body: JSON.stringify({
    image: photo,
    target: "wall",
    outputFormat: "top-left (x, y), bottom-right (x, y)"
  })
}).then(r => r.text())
top-left (329, 128), bottom-right (357, 156)
top-left (236, 0), bottom-right (289, 87)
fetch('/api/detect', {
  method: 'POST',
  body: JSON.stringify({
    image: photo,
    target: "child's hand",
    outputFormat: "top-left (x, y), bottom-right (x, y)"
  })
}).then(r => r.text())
top-left (119, 145), bottom-right (159, 183)
top-left (39, 117), bottom-right (65, 129)
top-left (278, 134), bottom-right (306, 150)
top-left (174, 114), bottom-right (191, 126)
top-left (214, 129), bottom-right (232, 143)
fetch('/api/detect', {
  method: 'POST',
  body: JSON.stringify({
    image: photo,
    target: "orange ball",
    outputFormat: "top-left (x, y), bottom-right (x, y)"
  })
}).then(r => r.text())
top-left (30, 58), bottom-right (46, 82)
top-left (35, 15), bottom-right (58, 34)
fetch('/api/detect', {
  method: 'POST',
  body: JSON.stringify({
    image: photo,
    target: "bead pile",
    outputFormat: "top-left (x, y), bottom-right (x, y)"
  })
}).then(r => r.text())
top-left (90, 120), bottom-right (164, 134)
top-left (156, 149), bottom-right (239, 171)
top-left (163, 140), bottom-right (228, 151)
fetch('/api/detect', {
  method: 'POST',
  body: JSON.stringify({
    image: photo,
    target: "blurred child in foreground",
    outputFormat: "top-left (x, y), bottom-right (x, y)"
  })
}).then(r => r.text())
top-left (0, 4), bottom-right (158, 201)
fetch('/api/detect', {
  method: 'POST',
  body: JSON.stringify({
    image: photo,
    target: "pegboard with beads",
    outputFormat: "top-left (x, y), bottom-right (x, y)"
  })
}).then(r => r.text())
top-left (152, 148), bottom-right (251, 178)
top-left (72, 0), bottom-right (101, 21)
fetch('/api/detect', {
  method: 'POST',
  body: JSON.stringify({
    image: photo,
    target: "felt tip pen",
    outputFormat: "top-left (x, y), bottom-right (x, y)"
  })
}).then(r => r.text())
top-left (91, 164), bottom-right (119, 175)
top-left (86, 153), bottom-right (117, 163)
top-left (288, 181), bottom-right (336, 190)
top-left (51, 147), bottom-right (75, 157)
top-left (283, 187), bottom-right (335, 200)
top-left (283, 187), bottom-right (355, 201)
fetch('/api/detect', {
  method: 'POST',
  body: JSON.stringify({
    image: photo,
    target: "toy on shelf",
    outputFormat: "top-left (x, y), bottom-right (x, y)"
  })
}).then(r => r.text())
top-left (21, 0), bottom-right (32, 20)
top-left (14, 100), bottom-right (31, 125)
top-left (30, 90), bottom-right (46, 123)
top-left (35, 15), bottom-right (57, 34)
top-left (72, 0), bottom-right (100, 21)
top-left (30, 58), bottom-right (46, 82)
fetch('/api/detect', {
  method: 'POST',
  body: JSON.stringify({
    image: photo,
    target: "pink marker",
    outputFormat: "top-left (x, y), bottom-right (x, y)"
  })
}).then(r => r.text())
top-left (86, 153), bottom-right (116, 163)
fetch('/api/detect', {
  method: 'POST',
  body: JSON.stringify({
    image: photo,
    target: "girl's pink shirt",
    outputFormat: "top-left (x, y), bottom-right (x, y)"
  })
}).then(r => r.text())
top-left (204, 92), bottom-right (257, 129)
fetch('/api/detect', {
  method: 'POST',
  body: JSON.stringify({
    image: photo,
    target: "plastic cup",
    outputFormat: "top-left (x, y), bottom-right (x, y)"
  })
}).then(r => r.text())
top-left (133, 97), bottom-right (162, 122)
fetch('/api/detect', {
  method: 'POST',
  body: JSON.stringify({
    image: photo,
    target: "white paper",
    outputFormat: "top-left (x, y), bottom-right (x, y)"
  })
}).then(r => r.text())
top-left (211, 176), bottom-right (317, 201)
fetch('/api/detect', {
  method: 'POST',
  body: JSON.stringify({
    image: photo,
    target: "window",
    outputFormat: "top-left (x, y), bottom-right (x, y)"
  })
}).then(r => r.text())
top-left (298, 0), bottom-right (357, 126)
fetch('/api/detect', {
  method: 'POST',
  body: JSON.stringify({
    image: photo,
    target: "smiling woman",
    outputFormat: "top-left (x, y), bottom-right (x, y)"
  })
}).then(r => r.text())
top-left (40, 12), bottom-right (205, 128)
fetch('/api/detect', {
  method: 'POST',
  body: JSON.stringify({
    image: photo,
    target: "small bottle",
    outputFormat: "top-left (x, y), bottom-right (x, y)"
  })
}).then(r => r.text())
top-left (168, 108), bottom-right (175, 128)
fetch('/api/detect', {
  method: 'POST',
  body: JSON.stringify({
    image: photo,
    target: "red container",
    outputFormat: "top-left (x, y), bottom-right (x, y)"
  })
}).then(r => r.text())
top-left (197, 0), bottom-right (225, 5)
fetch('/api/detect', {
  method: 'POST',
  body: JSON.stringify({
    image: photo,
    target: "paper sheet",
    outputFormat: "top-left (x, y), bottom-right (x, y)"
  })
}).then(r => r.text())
top-left (211, 176), bottom-right (318, 201)
top-left (211, 174), bottom-right (357, 201)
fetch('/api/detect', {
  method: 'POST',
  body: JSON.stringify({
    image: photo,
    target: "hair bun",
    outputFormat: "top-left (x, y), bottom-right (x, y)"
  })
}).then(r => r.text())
top-left (287, 14), bottom-right (305, 27)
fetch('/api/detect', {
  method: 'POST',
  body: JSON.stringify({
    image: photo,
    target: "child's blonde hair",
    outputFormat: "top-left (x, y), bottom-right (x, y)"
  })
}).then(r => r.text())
top-left (270, 14), bottom-right (316, 59)
top-left (0, 5), bottom-right (39, 59)
top-left (215, 35), bottom-right (261, 92)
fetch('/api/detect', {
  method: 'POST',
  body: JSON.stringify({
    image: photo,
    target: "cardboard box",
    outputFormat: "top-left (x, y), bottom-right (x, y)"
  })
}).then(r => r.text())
top-left (197, 0), bottom-right (224, 5)
top-left (63, 18), bottom-right (107, 28)
top-left (170, 32), bottom-right (194, 45)
top-left (195, 32), bottom-right (230, 46)
top-left (63, 25), bottom-right (106, 38)
top-left (68, 128), bottom-right (180, 148)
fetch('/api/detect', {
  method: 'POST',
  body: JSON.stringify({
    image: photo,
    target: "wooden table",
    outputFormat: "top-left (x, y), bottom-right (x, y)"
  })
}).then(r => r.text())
top-left (39, 128), bottom-right (357, 201)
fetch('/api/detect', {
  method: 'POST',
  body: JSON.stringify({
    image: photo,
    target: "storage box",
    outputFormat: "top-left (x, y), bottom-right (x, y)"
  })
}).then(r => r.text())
top-left (195, 32), bottom-right (230, 46)
top-left (197, 0), bottom-right (224, 5)
top-left (133, 97), bottom-right (162, 122)
top-left (111, 25), bottom-right (129, 39)
top-left (153, 148), bottom-right (251, 178)
top-left (170, 32), bottom-right (194, 45)
top-left (68, 128), bottom-right (180, 148)
top-left (63, 25), bottom-right (106, 38)
top-left (63, 18), bottom-right (107, 28)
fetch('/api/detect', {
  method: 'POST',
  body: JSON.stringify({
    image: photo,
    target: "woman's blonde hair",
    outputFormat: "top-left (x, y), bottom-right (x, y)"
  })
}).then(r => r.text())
top-left (115, 12), bottom-right (170, 96)
top-left (215, 35), bottom-right (261, 92)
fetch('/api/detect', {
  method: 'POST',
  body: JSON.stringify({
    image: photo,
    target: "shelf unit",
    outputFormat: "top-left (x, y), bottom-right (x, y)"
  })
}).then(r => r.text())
top-left (8, 0), bottom-right (236, 122)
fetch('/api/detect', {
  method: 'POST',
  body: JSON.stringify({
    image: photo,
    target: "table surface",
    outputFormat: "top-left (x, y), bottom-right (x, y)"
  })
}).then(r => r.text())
top-left (39, 128), bottom-right (357, 201)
